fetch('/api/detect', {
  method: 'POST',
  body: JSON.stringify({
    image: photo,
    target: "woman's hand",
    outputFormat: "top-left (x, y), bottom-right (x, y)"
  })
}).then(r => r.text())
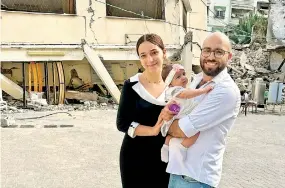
top-left (152, 116), bottom-right (164, 136)
top-left (160, 102), bottom-right (177, 121)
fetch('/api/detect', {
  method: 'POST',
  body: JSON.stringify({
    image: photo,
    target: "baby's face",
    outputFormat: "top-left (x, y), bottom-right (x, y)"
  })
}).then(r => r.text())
top-left (170, 70), bottom-right (188, 88)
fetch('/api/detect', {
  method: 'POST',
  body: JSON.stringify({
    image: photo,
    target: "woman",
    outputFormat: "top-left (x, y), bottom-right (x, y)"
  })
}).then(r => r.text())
top-left (116, 33), bottom-right (169, 188)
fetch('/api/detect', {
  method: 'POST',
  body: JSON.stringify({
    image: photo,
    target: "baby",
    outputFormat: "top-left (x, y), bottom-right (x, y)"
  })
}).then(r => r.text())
top-left (161, 64), bottom-right (213, 163)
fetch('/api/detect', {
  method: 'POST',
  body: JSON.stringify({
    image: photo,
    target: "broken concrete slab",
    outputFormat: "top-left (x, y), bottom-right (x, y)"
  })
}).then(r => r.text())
top-left (65, 90), bottom-right (98, 101)
top-left (239, 52), bottom-right (247, 68)
top-left (82, 40), bottom-right (121, 103)
top-left (84, 101), bottom-right (91, 107)
top-left (100, 103), bottom-right (107, 106)
top-left (247, 70), bottom-right (257, 76)
top-left (0, 73), bottom-right (29, 100)
top-left (255, 68), bottom-right (271, 74)
top-left (1, 116), bottom-right (16, 127)
top-left (244, 64), bottom-right (255, 71)
top-left (98, 96), bottom-right (110, 104)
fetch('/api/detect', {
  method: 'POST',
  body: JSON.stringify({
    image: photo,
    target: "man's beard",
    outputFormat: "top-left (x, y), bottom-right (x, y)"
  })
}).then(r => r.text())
top-left (200, 59), bottom-right (226, 77)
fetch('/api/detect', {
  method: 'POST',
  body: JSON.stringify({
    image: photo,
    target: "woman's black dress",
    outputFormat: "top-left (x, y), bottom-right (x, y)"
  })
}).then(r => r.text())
top-left (116, 77), bottom-right (169, 188)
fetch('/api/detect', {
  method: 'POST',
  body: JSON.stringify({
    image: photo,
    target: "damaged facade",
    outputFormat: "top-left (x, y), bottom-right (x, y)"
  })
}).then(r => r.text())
top-left (226, 0), bottom-right (284, 110)
top-left (266, 0), bottom-right (285, 73)
top-left (1, 0), bottom-right (207, 109)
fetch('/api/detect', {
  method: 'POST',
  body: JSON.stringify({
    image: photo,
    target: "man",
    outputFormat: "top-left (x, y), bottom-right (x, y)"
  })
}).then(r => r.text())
top-left (160, 32), bottom-right (241, 188)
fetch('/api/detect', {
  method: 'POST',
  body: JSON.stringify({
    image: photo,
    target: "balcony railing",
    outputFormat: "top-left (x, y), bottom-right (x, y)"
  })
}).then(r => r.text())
top-left (231, 0), bottom-right (254, 10)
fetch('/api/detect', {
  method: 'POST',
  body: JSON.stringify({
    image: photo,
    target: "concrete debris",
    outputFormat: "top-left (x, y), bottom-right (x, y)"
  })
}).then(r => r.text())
top-left (231, 47), bottom-right (270, 70)
top-left (65, 90), bottom-right (98, 101)
top-left (84, 101), bottom-right (91, 107)
top-left (98, 96), bottom-right (111, 104)
top-left (239, 52), bottom-right (247, 68)
top-left (0, 100), bottom-right (8, 110)
top-left (1, 97), bottom-right (115, 114)
top-left (228, 42), bottom-right (285, 100)
top-left (30, 92), bottom-right (44, 100)
top-left (29, 92), bottom-right (48, 106)
top-left (244, 64), bottom-right (255, 72)
top-left (229, 43), bottom-right (279, 84)
top-left (7, 106), bottom-right (18, 111)
top-left (255, 68), bottom-right (271, 74)
top-left (30, 99), bottom-right (48, 106)
top-left (1, 116), bottom-right (16, 127)
top-left (247, 70), bottom-right (257, 76)
top-left (0, 78), bottom-right (117, 112)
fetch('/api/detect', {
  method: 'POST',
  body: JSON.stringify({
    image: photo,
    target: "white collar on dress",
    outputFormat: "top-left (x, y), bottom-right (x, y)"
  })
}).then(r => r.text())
top-left (130, 73), bottom-right (166, 106)
top-left (130, 73), bottom-right (140, 83)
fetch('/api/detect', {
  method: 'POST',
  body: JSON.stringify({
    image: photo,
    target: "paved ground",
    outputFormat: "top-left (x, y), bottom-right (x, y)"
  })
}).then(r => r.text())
top-left (1, 110), bottom-right (285, 188)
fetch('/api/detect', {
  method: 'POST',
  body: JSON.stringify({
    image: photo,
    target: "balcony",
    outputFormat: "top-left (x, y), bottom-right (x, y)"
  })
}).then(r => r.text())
top-left (1, 11), bottom-right (85, 44)
top-left (231, 0), bottom-right (254, 10)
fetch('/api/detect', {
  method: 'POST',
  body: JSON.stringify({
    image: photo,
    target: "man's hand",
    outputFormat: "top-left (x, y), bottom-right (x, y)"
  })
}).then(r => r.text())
top-left (160, 102), bottom-right (178, 121)
top-left (168, 119), bottom-right (187, 138)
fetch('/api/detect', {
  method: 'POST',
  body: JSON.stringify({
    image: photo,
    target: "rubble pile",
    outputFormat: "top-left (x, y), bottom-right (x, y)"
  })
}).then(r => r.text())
top-left (1, 94), bottom-right (118, 114)
top-left (228, 43), bottom-right (285, 96)
top-left (230, 43), bottom-right (273, 82)
top-left (233, 48), bottom-right (269, 70)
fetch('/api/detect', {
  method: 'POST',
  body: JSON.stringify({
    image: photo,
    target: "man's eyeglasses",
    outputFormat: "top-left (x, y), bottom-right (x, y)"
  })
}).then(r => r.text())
top-left (201, 48), bottom-right (230, 58)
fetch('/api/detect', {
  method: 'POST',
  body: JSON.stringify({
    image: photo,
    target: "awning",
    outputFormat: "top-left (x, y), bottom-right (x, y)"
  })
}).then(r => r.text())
top-left (214, 6), bottom-right (226, 11)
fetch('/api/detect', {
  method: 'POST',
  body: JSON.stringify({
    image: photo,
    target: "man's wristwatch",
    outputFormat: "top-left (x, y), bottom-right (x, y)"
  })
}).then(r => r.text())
top-left (128, 122), bottom-right (139, 138)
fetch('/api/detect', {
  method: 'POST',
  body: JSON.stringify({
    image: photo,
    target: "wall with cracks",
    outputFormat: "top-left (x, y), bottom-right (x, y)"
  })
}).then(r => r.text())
top-left (266, 0), bottom-right (285, 73)
top-left (76, 0), bottom-right (190, 45)
top-left (267, 0), bottom-right (285, 46)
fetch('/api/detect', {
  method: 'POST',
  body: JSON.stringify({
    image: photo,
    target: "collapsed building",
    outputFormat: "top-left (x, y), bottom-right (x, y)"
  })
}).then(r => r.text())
top-left (1, 0), bottom-right (284, 113)
top-left (0, 0), bottom-right (208, 111)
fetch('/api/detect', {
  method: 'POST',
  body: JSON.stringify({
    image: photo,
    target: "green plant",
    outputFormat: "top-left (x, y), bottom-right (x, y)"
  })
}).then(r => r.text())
top-left (227, 13), bottom-right (268, 44)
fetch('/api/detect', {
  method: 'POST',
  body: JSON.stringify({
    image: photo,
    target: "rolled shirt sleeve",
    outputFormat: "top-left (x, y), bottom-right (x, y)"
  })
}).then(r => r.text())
top-left (179, 85), bottom-right (239, 138)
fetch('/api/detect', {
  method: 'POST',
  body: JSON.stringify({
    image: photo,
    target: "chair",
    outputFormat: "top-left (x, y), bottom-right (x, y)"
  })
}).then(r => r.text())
top-left (240, 91), bottom-right (248, 115)
top-left (240, 91), bottom-right (258, 116)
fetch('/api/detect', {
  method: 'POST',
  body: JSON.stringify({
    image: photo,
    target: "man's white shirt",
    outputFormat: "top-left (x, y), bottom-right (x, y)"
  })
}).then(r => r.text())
top-left (166, 69), bottom-right (241, 187)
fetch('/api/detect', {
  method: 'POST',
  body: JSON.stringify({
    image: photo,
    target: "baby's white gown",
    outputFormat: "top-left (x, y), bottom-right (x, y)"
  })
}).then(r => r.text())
top-left (160, 86), bottom-right (199, 163)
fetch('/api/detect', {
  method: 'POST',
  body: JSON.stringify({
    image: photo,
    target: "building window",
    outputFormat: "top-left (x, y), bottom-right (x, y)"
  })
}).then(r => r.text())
top-left (1, 0), bottom-right (76, 14)
top-left (257, 2), bottom-right (269, 10)
top-left (106, 0), bottom-right (165, 20)
top-left (214, 6), bottom-right (226, 19)
top-left (216, 10), bottom-right (225, 19)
